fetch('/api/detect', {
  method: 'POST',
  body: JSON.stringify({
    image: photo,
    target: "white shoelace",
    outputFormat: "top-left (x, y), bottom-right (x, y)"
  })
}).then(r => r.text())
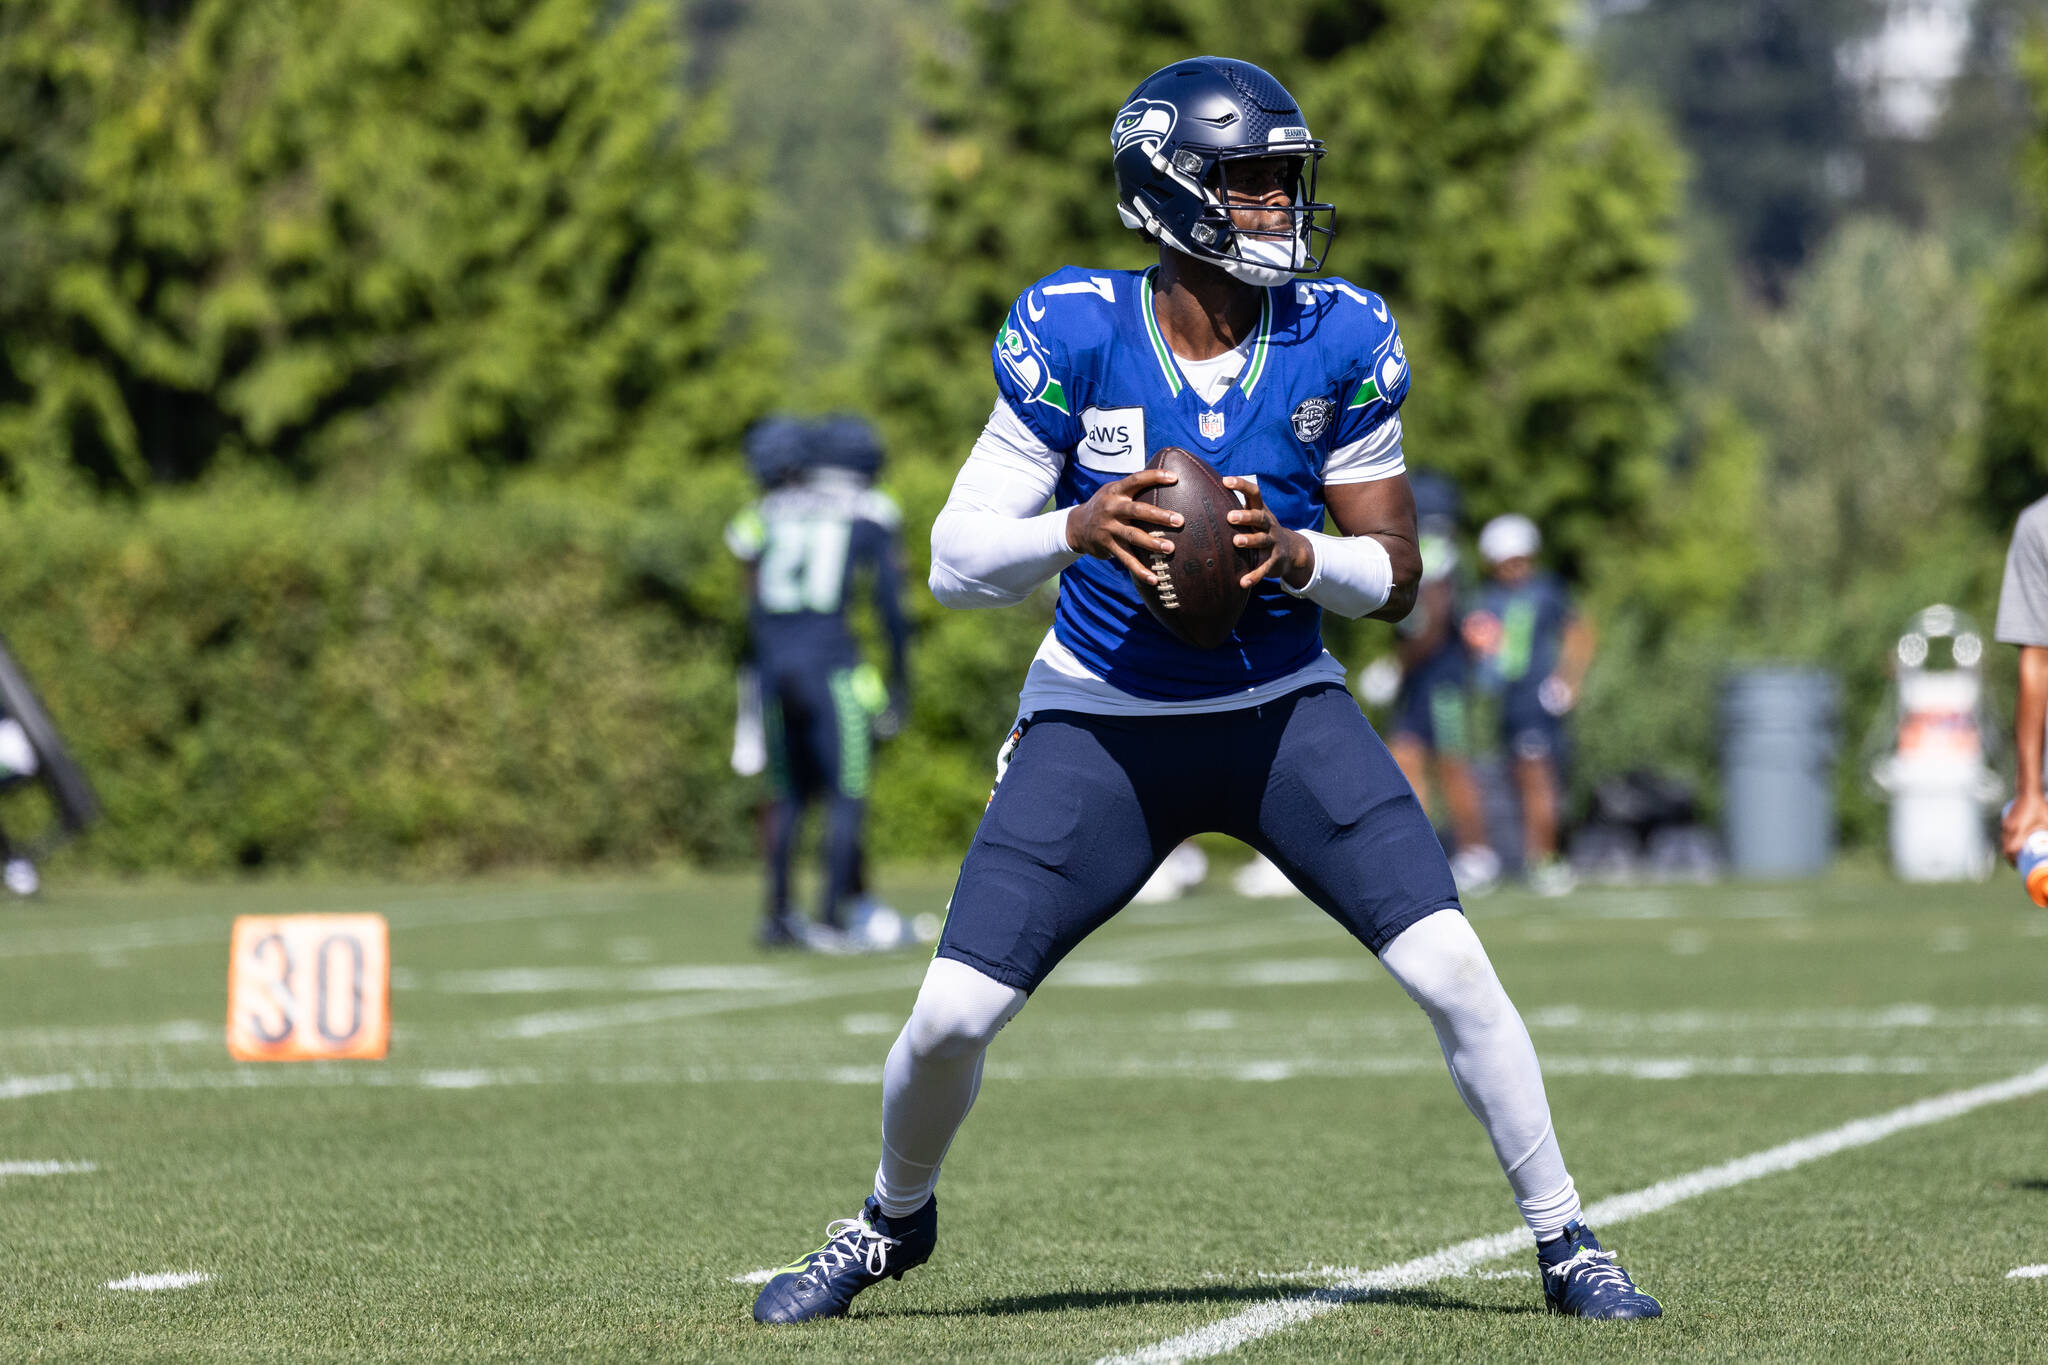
top-left (1544, 1245), bottom-right (1630, 1291)
top-left (808, 1217), bottom-right (901, 1279)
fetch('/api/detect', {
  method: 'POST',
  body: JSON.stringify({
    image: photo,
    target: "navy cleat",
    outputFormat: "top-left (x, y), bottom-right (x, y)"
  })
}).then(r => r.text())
top-left (755, 914), bottom-right (806, 950)
top-left (1537, 1220), bottom-right (1663, 1319)
top-left (752, 1195), bottom-right (936, 1323)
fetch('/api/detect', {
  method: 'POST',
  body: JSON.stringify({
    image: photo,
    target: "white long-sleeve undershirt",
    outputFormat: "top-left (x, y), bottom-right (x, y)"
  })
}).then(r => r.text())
top-left (1283, 529), bottom-right (1395, 618)
top-left (928, 402), bottom-right (1078, 608)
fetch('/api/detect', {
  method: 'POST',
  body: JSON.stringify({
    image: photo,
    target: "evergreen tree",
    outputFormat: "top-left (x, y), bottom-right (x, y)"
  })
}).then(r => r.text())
top-left (1737, 219), bottom-right (1977, 613)
top-left (1595, 0), bottom-right (1877, 295)
top-left (703, 0), bottom-right (942, 375)
top-left (848, 0), bottom-right (1687, 572)
top-left (0, 0), bottom-right (773, 495)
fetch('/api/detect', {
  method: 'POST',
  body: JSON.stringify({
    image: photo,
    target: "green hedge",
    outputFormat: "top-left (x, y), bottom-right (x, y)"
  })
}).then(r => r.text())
top-left (16, 461), bottom-right (2003, 878)
top-left (3, 474), bottom-right (1050, 876)
top-left (8, 483), bottom-right (745, 874)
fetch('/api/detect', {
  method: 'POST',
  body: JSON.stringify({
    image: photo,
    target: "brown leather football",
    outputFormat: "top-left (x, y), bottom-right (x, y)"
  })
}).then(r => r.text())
top-left (1132, 446), bottom-right (1259, 649)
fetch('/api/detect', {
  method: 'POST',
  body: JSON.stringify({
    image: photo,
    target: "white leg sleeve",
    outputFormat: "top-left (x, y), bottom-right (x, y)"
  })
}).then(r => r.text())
top-left (871, 956), bottom-right (1028, 1218)
top-left (1378, 909), bottom-right (1582, 1239)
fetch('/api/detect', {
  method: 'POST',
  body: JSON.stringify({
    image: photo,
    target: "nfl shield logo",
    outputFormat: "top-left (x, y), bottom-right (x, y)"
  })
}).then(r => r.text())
top-left (1198, 410), bottom-right (1225, 440)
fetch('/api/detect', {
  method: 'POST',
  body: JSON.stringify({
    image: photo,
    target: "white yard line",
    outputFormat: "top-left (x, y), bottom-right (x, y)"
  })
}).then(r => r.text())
top-left (434, 965), bottom-right (803, 995)
top-left (2009, 1264), bottom-right (2048, 1280)
top-left (1101, 1060), bottom-right (2048, 1364)
top-left (493, 966), bottom-right (925, 1038)
top-left (4, 1003), bottom-right (2042, 1059)
top-left (730, 1268), bottom-right (780, 1284)
top-left (105, 1271), bottom-right (212, 1292)
top-left (1520, 1004), bottom-right (2048, 1033)
top-left (492, 920), bottom-right (1338, 1039)
top-left (0, 1160), bottom-right (95, 1177)
top-left (1, 1053), bottom-right (2018, 1104)
top-left (0, 886), bottom-right (646, 960)
top-left (0, 1021), bottom-right (214, 1048)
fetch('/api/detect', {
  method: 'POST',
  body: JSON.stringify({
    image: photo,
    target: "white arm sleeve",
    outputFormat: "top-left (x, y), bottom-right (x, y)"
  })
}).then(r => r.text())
top-left (929, 400), bottom-right (1080, 609)
top-left (1324, 414), bottom-right (1406, 484)
top-left (1281, 530), bottom-right (1394, 618)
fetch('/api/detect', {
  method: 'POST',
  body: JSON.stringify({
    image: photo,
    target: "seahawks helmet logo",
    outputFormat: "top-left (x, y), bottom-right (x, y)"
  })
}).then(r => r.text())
top-left (1291, 396), bottom-right (1336, 443)
top-left (1112, 99), bottom-right (1177, 153)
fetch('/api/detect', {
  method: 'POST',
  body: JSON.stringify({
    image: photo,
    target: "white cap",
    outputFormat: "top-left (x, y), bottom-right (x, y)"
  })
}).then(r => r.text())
top-left (1478, 513), bottom-right (1541, 565)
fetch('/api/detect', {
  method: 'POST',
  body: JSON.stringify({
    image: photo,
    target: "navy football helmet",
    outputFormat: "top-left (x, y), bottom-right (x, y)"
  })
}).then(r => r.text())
top-left (811, 414), bottom-right (884, 478)
top-left (1111, 57), bottom-right (1333, 286)
top-left (743, 416), bottom-right (808, 487)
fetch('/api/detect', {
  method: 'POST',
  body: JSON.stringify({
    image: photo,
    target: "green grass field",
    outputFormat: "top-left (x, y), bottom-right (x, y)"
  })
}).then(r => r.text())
top-left (4, 868), bottom-right (2048, 1361)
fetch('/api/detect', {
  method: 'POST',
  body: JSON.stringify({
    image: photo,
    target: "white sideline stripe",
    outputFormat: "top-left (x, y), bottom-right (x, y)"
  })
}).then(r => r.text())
top-left (1101, 1060), bottom-right (2048, 1364)
top-left (731, 1268), bottom-right (780, 1284)
top-left (0, 1074), bottom-right (79, 1099)
top-left (105, 1271), bottom-right (212, 1292)
top-left (0, 1160), bottom-right (95, 1177)
top-left (2010, 1264), bottom-right (2048, 1279)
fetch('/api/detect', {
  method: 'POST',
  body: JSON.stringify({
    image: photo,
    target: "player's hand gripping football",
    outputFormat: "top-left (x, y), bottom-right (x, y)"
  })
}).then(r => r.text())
top-left (1221, 476), bottom-right (1312, 591)
top-left (1066, 468), bottom-right (1184, 586)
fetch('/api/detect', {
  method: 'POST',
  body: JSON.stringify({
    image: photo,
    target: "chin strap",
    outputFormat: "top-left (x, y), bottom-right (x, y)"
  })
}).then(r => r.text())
top-left (1120, 197), bottom-right (1304, 287)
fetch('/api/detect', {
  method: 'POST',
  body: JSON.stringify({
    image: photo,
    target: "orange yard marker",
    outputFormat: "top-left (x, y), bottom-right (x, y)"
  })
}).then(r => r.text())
top-left (226, 914), bottom-right (390, 1061)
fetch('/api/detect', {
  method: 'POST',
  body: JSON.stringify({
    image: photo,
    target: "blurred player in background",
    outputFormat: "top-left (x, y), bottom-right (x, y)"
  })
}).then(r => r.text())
top-left (0, 710), bottom-right (41, 895)
top-left (753, 56), bottom-right (1659, 1326)
top-left (0, 634), bottom-right (100, 900)
top-left (1387, 471), bottom-right (1497, 894)
top-left (1464, 514), bottom-right (1594, 896)
top-left (726, 415), bottom-right (912, 951)
top-left (1996, 493), bottom-right (2048, 861)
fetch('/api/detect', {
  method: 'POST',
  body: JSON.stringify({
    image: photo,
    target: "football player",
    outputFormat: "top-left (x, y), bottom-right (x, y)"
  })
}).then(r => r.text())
top-left (0, 712), bottom-right (39, 895)
top-left (753, 57), bottom-right (1659, 1322)
top-left (1997, 493), bottom-right (2048, 861)
top-left (1464, 514), bottom-right (1595, 896)
top-left (726, 415), bottom-right (912, 949)
top-left (1387, 471), bottom-right (1499, 894)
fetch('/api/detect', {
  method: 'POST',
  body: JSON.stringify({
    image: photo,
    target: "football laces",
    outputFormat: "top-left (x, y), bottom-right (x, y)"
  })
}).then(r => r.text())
top-left (1150, 552), bottom-right (1179, 608)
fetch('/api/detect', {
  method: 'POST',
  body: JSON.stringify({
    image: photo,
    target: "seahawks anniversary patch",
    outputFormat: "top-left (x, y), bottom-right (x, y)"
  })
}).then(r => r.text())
top-left (1290, 396), bottom-right (1336, 443)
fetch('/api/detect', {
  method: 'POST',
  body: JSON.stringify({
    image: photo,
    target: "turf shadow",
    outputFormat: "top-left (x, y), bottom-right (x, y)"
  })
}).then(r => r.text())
top-left (888, 1283), bottom-right (1539, 1319)
top-left (2002, 1178), bottom-right (2048, 1193)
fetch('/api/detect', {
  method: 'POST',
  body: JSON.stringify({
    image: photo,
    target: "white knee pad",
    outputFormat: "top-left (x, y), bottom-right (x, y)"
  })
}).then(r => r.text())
top-left (904, 956), bottom-right (1026, 1062)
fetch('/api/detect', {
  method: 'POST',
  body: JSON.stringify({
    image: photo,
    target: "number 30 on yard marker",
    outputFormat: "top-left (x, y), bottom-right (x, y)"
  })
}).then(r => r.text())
top-left (226, 914), bottom-right (391, 1062)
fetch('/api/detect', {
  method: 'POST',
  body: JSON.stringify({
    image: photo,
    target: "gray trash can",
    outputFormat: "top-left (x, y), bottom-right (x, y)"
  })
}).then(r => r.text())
top-left (1720, 668), bottom-right (1839, 878)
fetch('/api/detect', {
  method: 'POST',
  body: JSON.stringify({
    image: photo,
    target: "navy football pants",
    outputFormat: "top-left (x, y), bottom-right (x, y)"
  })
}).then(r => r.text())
top-left (762, 664), bottom-right (871, 929)
top-left (937, 683), bottom-right (1460, 992)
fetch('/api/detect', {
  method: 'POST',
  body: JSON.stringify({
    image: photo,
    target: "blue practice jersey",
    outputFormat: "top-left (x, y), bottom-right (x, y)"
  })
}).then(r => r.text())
top-left (1470, 571), bottom-right (1574, 700)
top-left (992, 265), bottom-right (1410, 702)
